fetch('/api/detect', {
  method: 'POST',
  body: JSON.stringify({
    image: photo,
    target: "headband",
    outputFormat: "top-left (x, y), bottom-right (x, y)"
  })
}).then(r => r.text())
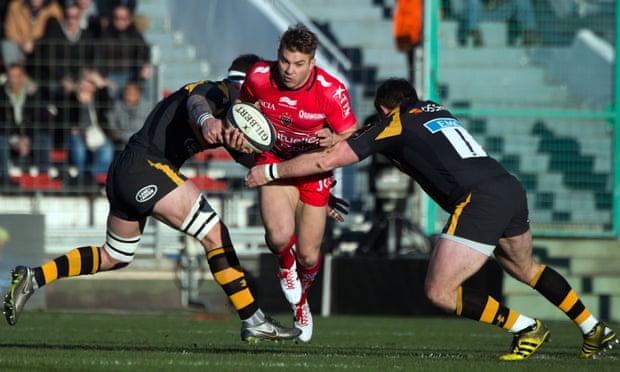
top-left (227, 70), bottom-right (246, 83)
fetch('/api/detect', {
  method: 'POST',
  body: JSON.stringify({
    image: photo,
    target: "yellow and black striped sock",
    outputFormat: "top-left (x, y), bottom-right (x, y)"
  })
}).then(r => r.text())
top-left (456, 286), bottom-right (521, 331)
top-left (33, 246), bottom-right (101, 287)
top-left (530, 264), bottom-right (595, 330)
top-left (207, 246), bottom-right (258, 320)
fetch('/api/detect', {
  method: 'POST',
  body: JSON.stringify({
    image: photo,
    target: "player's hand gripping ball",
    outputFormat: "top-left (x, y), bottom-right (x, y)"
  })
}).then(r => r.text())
top-left (226, 103), bottom-right (275, 153)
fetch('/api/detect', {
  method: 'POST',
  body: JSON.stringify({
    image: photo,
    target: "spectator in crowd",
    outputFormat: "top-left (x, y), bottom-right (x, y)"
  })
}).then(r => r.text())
top-left (108, 79), bottom-right (149, 154)
top-left (70, 0), bottom-right (102, 36)
top-left (60, 69), bottom-right (113, 185)
top-left (393, 0), bottom-right (423, 86)
top-left (97, 3), bottom-right (150, 100)
top-left (451, 0), bottom-right (538, 47)
top-left (2, 0), bottom-right (63, 68)
top-left (0, 63), bottom-right (54, 184)
top-left (32, 2), bottom-right (98, 100)
top-left (94, 0), bottom-right (136, 20)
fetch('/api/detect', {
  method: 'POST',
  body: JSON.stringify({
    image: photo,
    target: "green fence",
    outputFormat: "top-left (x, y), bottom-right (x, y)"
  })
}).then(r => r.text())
top-left (423, 0), bottom-right (618, 237)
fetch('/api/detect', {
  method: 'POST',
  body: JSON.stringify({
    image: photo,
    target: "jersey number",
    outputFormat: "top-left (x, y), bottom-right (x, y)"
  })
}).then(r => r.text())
top-left (424, 118), bottom-right (487, 158)
top-left (316, 178), bottom-right (333, 192)
top-left (443, 127), bottom-right (487, 158)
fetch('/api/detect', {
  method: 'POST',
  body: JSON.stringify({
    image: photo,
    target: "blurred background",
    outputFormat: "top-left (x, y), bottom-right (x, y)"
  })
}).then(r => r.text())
top-left (0, 0), bottom-right (618, 322)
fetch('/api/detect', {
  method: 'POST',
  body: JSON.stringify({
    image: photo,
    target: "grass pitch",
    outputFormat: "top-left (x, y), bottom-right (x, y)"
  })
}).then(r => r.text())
top-left (0, 311), bottom-right (617, 371)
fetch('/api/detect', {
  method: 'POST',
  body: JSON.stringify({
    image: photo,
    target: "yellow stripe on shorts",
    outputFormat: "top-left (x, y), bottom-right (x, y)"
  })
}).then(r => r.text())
top-left (147, 160), bottom-right (184, 185)
top-left (446, 194), bottom-right (471, 235)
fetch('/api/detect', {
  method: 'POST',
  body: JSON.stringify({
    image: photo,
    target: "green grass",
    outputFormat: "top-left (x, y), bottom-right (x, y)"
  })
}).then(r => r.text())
top-left (0, 311), bottom-right (617, 371)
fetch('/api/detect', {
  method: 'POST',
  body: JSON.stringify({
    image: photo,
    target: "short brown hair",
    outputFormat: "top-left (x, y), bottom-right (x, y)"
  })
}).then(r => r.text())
top-left (278, 24), bottom-right (318, 57)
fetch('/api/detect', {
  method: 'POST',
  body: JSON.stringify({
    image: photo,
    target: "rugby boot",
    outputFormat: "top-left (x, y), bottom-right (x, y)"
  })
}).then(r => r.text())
top-left (277, 260), bottom-right (302, 305)
top-left (499, 319), bottom-right (550, 360)
top-left (579, 322), bottom-right (618, 359)
top-left (293, 295), bottom-right (313, 343)
top-left (3, 266), bottom-right (35, 326)
top-left (241, 315), bottom-right (301, 343)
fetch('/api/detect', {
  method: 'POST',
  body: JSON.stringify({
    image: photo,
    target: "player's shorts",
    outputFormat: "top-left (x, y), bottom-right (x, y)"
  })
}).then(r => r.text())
top-left (255, 151), bottom-right (334, 207)
top-left (441, 173), bottom-right (530, 255)
top-left (106, 145), bottom-right (187, 221)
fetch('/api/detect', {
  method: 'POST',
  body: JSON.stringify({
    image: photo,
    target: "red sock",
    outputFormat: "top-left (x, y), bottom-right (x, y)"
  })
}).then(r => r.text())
top-left (298, 254), bottom-right (321, 295)
top-left (266, 234), bottom-right (296, 270)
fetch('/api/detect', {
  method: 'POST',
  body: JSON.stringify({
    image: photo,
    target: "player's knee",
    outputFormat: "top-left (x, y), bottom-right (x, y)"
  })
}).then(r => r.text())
top-left (295, 248), bottom-right (319, 267)
top-left (202, 221), bottom-right (233, 250)
top-left (180, 194), bottom-right (220, 241)
top-left (424, 283), bottom-right (453, 312)
top-left (266, 230), bottom-right (294, 250)
top-left (102, 230), bottom-right (141, 265)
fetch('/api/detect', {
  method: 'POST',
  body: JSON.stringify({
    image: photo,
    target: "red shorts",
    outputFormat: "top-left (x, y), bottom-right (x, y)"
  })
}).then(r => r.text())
top-left (256, 152), bottom-right (334, 207)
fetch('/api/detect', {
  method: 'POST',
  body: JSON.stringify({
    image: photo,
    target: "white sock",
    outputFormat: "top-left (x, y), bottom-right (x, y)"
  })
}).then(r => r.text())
top-left (510, 315), bottom-right (537, 333)
top-left (241, 308), bottom-right (265, 326)
top-left (579, 315), bottom-right (599, 335)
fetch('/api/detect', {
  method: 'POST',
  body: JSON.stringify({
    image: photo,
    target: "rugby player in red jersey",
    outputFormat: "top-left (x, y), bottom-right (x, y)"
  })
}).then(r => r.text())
top-left (240, 25), bottom-right (358, 342)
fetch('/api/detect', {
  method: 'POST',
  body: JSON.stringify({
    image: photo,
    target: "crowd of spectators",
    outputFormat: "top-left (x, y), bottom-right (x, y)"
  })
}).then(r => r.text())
top-left (0, 62), bottom-right (54, 184)
top-left (0, 0), bottom-right (150, 188)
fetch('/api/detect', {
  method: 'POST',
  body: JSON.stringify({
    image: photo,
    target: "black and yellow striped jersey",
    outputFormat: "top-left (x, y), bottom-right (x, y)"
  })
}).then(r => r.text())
top-left (127, 80), bottom-right (233, 168)
top-left (347, 99), bottom-right (507, 212)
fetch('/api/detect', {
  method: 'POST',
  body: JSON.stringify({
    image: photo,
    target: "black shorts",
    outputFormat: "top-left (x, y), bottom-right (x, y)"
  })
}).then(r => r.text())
top-left (106, 146), bottom-right (187, 221)
top-left (442, 174), bottom-right (530, 247)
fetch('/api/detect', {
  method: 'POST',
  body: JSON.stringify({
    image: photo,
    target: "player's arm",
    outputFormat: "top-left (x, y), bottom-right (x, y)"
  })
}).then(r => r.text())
top-left (225, 148), bottom-right (256, 169)
top-left (315, 124), bottom-right (357, 148)
top-left (333, 124), bottom-right (358, 145)
top-left (245, 140), bottom-right (360, 188)
top-left (315, 81), bottom-right (358, 147)
top-left (187, 94), bottom-right (223, 145)
top-left (187, 93), bottom-right (250, 153)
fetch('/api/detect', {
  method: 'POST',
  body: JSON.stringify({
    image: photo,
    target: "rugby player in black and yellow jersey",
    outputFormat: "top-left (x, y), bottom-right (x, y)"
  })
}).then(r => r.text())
top-left (3, 54), bottom-right (301, 343)
top-left (245, 78), bottom-right (618, 359)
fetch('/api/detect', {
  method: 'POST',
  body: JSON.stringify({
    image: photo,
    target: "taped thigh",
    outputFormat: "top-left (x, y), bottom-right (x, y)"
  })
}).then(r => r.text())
top-left (180, 193), bottom-right (220, 241)
top-left (103, 230), bottom-right (141, 263)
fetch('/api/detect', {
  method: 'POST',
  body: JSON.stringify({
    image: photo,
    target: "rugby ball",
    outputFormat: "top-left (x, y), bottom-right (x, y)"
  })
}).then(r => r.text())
top-left (226, 103), bottom-right (276, 153)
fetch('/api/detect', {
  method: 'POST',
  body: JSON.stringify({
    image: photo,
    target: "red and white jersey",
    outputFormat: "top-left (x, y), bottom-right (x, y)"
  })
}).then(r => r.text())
top-left (240, 61), bottom-right (357, 159)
